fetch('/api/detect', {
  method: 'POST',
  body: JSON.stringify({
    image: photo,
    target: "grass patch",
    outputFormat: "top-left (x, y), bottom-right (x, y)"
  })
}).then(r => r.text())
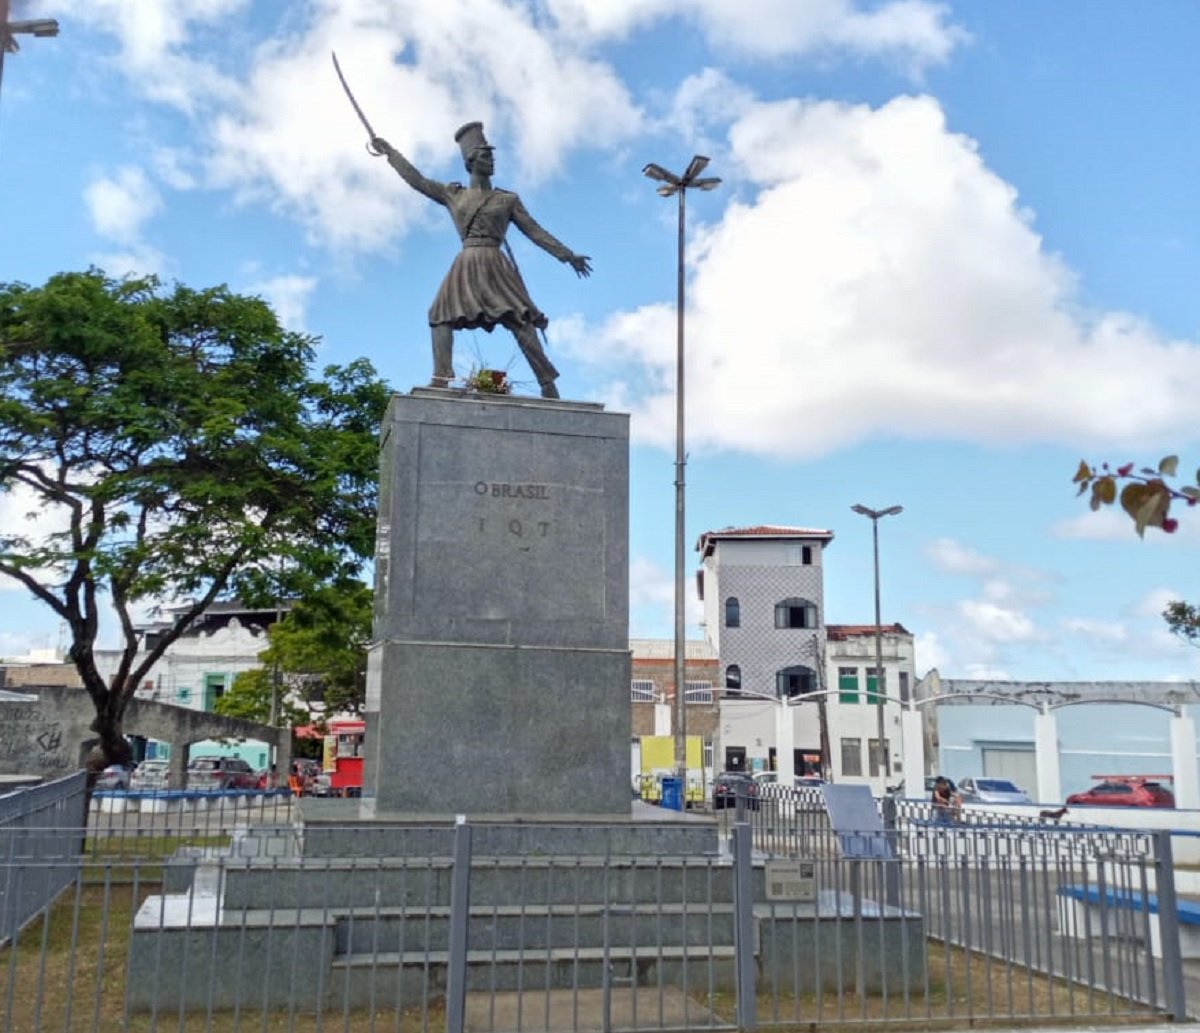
top-left (0, 881), bottom-right (447, 1032)
top-left (0, 884), bottom-right (1165, 1033)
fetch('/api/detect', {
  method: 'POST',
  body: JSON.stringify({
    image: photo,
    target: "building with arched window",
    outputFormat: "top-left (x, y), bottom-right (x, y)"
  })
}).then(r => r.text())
top-left (695, 524), bottom-right (915, 788)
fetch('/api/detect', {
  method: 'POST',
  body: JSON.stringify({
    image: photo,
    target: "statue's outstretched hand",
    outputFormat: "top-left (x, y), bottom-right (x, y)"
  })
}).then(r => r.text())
top-left (568, 254), bottom-right (592, 278)
top-left (371, 136), bottom-right (392, 156)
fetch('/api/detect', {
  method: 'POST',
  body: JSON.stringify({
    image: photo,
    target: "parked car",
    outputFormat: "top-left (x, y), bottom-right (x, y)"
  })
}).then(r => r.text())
top-left (752, 771), bottom-right (825, 789)
top-left (957, 777), bottom-right (1032, 805)
top-left (1066, 776), bottom-right (1175, 809)
top-left (130, 759), bottom-right (170, 791)
top-left (95, 763), bottom-right (132, 790)
top-left (713, 772), bottom-right (759, 810)
top-left (185, 755), bottom-right (259, 791)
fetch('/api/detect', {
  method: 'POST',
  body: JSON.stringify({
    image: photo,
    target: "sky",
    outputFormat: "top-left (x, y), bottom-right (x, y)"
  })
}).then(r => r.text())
top-left (1, 0), bottom-right (1199, 684)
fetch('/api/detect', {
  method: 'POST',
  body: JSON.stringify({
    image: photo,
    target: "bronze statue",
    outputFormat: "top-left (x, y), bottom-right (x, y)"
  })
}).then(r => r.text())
top-left (370, 123), bottom-right (591, 398)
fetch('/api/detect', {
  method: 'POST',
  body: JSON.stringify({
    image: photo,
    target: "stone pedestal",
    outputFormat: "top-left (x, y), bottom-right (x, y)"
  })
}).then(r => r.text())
top-left (365, 389), bottom-right (631, 815)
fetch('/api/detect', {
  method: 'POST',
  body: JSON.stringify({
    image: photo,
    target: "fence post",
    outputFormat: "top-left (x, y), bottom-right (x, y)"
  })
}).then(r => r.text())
top-left (445, 818), bottom-right (473, 1033)
top-left (880, 792), bottom-right (901, 908)
top-left (732, 821), bottom-right (757, 1032)
top-left (1153, 829), bottom-right (1187, 1021)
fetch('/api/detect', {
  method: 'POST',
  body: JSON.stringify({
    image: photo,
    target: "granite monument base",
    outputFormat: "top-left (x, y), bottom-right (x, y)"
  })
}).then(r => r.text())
top-left (366, 389), bottom-right (631, 815)
top-left (367, 640), bottom-right (630, 815)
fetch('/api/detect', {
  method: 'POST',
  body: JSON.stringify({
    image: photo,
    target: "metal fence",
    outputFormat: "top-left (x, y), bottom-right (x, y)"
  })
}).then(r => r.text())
top-left (0, 771), bottom-right (86, 945)
top-left (86, 788), bottom-right (295, 857)
top-left (0, 803), bottom-right (1186, 1032)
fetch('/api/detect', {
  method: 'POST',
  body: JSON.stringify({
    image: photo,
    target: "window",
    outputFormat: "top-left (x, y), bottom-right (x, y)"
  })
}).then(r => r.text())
top-left (866, 668), bottom-right (886, 704)
top-left (774, 597), bottom-right (818, 629)
top-left (785, 544), bottom-right (815, 566)
top-left (631, 679), bottom-right (657, 703)
top-left (724, 596), bottom-right (740, 628)
top-left (776, 664), bottom-right (816, 698)
top-left (702, 739), bottom-right (714, 769)
top-left (838, 666), bottom-right (858, 704)
top-left (899, 671), bottom-right (910, 702)
top-left (685, 681), bottom-right (713, 704)
top-left (840, 738), bottom-right (863, 777)
top-left (725, 665), bottom-right (742, 691)
top-left (868, 738), bottom-right (891, 777)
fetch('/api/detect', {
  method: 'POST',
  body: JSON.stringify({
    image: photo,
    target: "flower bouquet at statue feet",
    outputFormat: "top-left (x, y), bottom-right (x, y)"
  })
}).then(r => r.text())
top-left (466, 366), bottom-right (511, 394)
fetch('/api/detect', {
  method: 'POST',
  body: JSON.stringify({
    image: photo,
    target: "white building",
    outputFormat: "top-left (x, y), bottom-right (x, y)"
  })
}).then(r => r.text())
top-left (92, 602), bottom-right (287, 767)
top-left (697, 525), bottom-right (916, 791)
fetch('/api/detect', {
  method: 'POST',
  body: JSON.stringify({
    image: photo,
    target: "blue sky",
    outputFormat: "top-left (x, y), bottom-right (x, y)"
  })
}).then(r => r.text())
top-left (2, 0), bottom-right (1199, 683)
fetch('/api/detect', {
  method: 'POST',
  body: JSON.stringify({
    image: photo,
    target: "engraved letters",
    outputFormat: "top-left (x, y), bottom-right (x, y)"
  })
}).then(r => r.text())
top-left (473, 482), bottom-right (553, 540)
top-left (473, 481), bottom-right (550, 500)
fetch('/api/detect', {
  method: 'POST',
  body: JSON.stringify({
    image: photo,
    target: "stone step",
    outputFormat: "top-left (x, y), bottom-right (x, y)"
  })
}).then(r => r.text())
top-left (220, 857), bottom-right (735, 911)
top-left (332, 903), bottom-right (736, 954)
top-left (297, 811), bottom-right (721, 860)
top-left (330, 944), bottom-right (739, 1003)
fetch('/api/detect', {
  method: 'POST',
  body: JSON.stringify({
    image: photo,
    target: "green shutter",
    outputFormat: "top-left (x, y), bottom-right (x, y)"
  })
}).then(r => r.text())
top-left (866, 671), bottom-right (883, 705)
top-left (838, 671), bottom-right (858, 704)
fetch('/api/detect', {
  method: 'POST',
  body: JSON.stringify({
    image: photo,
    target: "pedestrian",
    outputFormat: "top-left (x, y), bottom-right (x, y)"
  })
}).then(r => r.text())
top-left (932, 775), bottom-right (956, 824)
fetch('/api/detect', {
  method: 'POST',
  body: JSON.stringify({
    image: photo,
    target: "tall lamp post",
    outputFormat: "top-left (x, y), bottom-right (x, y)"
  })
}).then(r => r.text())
top-left (643, 155), bottom-right (721, 788)
top-left (850, 503), bottom-right (903, 785)
top-left (0, 1), bottom-right (59, 104)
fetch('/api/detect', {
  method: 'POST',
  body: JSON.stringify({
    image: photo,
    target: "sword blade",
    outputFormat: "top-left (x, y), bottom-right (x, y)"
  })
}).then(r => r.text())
top-left (331, 51), bottom-right (379, 145)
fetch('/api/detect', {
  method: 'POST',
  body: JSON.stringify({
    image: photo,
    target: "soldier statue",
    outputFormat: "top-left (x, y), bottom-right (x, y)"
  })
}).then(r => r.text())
top-left (371, 123), bottom-right (591, 398)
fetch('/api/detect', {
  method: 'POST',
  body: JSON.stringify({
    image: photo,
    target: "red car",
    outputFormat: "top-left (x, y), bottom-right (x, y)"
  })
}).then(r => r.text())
top-left (1066, 776), bottom-right (1175, 808)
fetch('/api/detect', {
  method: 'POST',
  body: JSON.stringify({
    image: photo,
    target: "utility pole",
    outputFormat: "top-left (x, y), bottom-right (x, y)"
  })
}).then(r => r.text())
top-left (0, 1), bottom-right (59, 106)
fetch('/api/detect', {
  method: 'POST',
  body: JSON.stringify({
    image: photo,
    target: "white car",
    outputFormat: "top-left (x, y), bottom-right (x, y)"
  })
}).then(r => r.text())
top-left (130, 759), bottom-right (170, 791)
top-left (957, 777), bottom-right (1031, 805)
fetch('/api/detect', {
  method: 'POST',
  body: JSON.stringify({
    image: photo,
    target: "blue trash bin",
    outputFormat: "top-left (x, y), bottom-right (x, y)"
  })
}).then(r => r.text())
top-left (660, 776), bottom-right (683, 811)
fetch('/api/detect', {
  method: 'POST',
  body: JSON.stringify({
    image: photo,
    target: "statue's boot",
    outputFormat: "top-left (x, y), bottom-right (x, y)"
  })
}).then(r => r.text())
top-left (430, 325), bottom-right (455, 387)
top-left (513, 323), bottom-right (560, 400)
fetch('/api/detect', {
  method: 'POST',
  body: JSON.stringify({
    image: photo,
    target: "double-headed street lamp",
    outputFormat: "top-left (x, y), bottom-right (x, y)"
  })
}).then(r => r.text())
top-left (643, 156), bottom-right (721, 788)
top-left (850, 503), bottom-right (903, 784)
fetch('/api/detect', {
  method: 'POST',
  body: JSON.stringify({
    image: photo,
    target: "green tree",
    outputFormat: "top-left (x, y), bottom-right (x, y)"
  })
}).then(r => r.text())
top-left (215, 580), bottom-right (373, 724)
top-left (1164, 601), bottom-right (1200, 648)
top-left (0, 270), bottom-right (389, 772)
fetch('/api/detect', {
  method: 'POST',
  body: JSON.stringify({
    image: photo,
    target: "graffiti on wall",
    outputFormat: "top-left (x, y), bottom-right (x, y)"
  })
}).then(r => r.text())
top-left (0, 706), bottom-right (72, 773)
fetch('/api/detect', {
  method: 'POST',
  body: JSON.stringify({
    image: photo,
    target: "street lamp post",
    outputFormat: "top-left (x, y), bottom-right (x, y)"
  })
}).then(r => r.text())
top-left (850, 503), bottom-right (903, 786)
top-left (643, 156), bottom-right (721, 790)
top-left (0, 1), bottom-right (59, 105)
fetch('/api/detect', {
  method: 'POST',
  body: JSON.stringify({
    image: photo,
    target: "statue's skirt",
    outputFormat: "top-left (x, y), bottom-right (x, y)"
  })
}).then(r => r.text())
top-left (429, 244), bottom-right (548, 332)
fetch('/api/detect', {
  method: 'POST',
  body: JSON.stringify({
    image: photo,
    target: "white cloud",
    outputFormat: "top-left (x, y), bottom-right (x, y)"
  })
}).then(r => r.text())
top-left (84, 166), bottom-right (163, 244)
top-left (0, 479), bottom-right (70, 592)
top-left (67, 0), bottom-right (244, 112)
top-left (1133, 587), bottom-right (1184, 620)
top-left (1060, 616), bottom-right (1129, 645)
top-left (93, 245), bottom-right (168, 279)
top-left (914, 630), bottom-right (948, 674)
top-left (247, 274), bottom-right (318, 331)
top-left (1053, 505), bottom-right (1200, 544)
top-left (629, 554), bottom-right (703, 635)
top-left (925, 537), bottom-right (999, 577)
top-left (547, 0), bottom-right (967, 72)
top-left (580, 93), bottom-right (1200, 458)
top-left (957, 600), bottom-right (1038, 644)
